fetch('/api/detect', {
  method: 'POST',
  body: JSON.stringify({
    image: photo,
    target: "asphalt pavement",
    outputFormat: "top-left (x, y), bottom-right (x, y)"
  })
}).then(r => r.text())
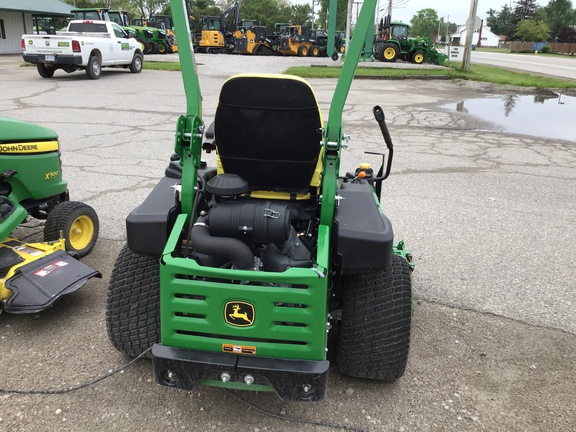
top-left (1, 53), bottom-right (575, 431)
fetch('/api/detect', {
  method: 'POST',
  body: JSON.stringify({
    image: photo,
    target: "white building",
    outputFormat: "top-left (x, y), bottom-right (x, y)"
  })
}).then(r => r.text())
top-left (450, 24), bottom-right (501, 48)
top-left (0, 0), bottom-right (72, 55)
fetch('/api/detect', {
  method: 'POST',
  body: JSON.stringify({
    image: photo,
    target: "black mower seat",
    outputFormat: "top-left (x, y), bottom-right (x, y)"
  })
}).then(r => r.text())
top-left (214, 74), bottom-right (324, 199)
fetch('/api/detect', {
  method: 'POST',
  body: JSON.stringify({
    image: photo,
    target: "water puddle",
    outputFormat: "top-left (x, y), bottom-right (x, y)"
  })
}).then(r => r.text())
top-left (443, 93), bottom-right (576, 142)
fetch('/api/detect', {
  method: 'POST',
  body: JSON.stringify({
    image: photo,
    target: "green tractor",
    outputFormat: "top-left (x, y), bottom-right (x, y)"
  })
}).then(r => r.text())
top-left (106, 0), bottom-right (413, 401)
top-left (0, 117), bottom-right (100, 314)
top-left (374, 21), bottom-right (447, 65)
top-left (109, 10), bottom-right (170, 54)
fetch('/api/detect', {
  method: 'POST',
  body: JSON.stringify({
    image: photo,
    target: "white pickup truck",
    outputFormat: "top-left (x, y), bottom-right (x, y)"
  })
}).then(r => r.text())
top-left (22, 20), bottom-right (143, 80)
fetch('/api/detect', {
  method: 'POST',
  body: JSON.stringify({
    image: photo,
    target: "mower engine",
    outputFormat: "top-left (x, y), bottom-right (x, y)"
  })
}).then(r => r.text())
top-left (188, 173), bottom-right (314, 273)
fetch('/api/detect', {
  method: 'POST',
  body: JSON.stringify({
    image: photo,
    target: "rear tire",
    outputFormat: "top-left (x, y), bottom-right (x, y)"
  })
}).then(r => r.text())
top-left (44, 201), bottom-right (99, 258)
top-left (129, 52), bottom-right (143, 73)
top-left (85, 55), bottom-right (101, 79)
top-left (337, 254), bottom-right (412, 381)
top-left (381, 43), bottom-right (399, 62)
top-left (297, 45), bottom-right (308, 57)
top-left (309, 45), bottom-right (320, 57)
top-left (37, 63), bottom-right (55, 78)
top-left (136, 37), bottom-right (150, 54)
top-left (149, 42), bottom-right (159, 54)
top-left (158, 42), bottom-right (168, 54)
top-left (106, 244), bottom-right (160, 358)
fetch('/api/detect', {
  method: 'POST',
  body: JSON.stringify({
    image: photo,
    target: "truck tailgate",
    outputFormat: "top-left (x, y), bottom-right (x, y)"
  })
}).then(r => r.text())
top-left (23, 35), bottom-right (74, 56)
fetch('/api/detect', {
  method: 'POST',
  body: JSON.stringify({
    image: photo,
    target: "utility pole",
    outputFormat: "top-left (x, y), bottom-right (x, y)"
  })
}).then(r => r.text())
top-left (462, 0), bottom-right (479, 71)
top-left (388, 0), bottom-right (393, 21)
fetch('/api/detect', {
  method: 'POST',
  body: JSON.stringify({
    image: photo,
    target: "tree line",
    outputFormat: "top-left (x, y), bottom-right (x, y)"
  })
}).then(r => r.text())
top-left (487, 0), bottom-right (576, 42)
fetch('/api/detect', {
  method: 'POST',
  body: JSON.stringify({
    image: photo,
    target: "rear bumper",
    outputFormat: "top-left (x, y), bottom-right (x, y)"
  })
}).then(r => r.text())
top-left (152, 344), bottom-right (329, 401)
top-left (23, 54), bottom-right (82, 65)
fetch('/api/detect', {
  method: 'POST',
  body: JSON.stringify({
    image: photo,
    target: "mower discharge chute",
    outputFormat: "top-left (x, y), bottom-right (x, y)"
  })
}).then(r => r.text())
top-left (106, 0), bottom-right (413, 401)
top-left (0, 117), bottom-right (100, 314)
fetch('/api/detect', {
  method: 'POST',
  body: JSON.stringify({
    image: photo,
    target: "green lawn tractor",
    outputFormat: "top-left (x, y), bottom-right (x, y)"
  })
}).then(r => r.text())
top-left (106, 0), bottom-right (413, 401)
top-left (0, 117), bottom-right (100, 314)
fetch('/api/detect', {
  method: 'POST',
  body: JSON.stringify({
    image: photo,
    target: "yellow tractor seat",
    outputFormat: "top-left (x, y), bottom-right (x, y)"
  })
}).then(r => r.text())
top-left (214, 74), bottom-right (324, 199)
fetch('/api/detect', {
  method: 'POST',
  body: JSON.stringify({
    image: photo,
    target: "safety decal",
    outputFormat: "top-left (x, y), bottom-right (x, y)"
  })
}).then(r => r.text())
top-left (222, 344), bottom-right (256, 355)
top-left (34, 261), bottom-right (68, 277)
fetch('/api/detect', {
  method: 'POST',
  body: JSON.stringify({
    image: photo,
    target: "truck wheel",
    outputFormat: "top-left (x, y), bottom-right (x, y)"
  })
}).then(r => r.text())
top-left (106, 244), bottom-right (160, 358)
top-left (149, 42), bottom-right (159, 54)
top-left (309, 45), bottom-right (320, 57)
top-left (136, 37), bottom-right (150, 54)
top-left (411, 51), bottom-right (425, 64)
top-left (85, 55), bottom-right (102, 79)
top-left (297, 45), bottom-right (308, 57)
top-left (44, 201), bottom-right (99, 258)
top-left (381, 43), bottom-right (399, 62)
top-left (337, 254), bottom-right (412, 381)
top-left (37, 63), bottom-right (55, 78)
top-left (129, 52), bottom-right (143, 73)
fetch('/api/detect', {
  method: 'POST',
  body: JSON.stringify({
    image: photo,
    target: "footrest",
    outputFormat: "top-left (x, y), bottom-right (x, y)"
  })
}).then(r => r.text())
top-left (4, 251), bottom-right (101, 314)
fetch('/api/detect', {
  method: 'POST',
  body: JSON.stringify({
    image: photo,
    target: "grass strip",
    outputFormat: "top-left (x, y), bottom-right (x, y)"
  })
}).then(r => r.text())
top-left (284, 62), bottom-right (576, 89)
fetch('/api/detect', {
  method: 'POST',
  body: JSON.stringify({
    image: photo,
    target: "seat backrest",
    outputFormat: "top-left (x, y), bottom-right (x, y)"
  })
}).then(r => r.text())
top-left (214, 74), bottom-right (323, 195)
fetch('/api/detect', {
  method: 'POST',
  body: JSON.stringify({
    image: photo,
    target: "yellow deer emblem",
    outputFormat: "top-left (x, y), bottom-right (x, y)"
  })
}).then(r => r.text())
top-left (225, 302), bottom-right (255, 327)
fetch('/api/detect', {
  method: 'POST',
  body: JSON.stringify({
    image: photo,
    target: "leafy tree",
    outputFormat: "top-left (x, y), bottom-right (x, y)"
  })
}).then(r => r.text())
top-left (486, 4), bottom-right (515, 37)
top-left (513, 0), bottom-right (539, 21)
top-left (409, 8), bottom-right (439, 38)
top-left (542, 0), bottom-right (575, 37)
top-left (557, 25), bottom-right (576, 42)
top-left (317, 0), bottom-right (348, 32)
top-left (514, 19), bottom-right (550, 41)
top-left (290, 4), bottom-right (314, 27)
top-left (238, 0), bottom-right (291, 30)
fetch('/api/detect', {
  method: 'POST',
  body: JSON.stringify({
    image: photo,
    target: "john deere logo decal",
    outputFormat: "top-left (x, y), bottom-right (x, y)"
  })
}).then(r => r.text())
top-left (225, 301), bottom-right (254, 327)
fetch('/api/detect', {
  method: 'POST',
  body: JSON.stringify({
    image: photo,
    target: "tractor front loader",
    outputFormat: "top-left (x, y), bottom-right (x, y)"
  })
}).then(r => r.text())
top-left (0, 117), bottom-right (100, 314)
top-left (106, 0), bottom-right (413, 401)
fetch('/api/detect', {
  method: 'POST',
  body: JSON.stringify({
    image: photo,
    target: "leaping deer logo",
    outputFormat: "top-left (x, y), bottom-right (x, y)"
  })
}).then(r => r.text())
top-left (225, 302), bottom-right (255, 326)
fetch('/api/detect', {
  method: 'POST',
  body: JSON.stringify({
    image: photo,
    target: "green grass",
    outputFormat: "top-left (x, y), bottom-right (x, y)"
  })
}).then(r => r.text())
top-left (475, 47), bottom-right (509, 54)
top-left (138, 59), bottom-right (576, 89)
top-left (284, 62), bottom-right (576, 89)
top-left (143, 61), bottom-right (182, 71)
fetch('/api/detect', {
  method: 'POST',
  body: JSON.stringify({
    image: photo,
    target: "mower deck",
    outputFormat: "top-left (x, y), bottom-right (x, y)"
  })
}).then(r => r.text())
top-left (1, 239), bottom-right (101, 314)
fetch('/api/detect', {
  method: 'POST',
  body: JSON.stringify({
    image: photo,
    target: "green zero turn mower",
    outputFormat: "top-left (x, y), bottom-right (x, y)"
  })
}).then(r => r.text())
top-left (106, 0), bottom-right (414, 401)
top-left (0, 117), bottom-right (100, 314)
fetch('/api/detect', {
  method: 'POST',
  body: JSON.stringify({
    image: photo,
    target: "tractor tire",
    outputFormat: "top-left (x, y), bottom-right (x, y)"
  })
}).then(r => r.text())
top-left (411, 50), bottom-right (425, 64)
top-left (309, 44), bottom-right (320, 57)
top-left (106, 244), bottom-right (160, 358)
top-left (337, 254), bottom-right (412, 381)
top-left (297, 45), bottom-right (308, 57)
top-left (331, 52), bottom-right (339, 61)
top-left (157, 42), bottom-right (168, 54)
top-left (85, 55), bottom-right (102, 79)
top-left (44, 201), bottom-right (99, 258)
top-left (149, 42), bottom-right (159, 54)
top-left (129, 52), bottom-right (143, 73)
top-left (135, 37), bottom-right (150, 54)
top-left (37, 63), bottom-right (55, 78)
top-left (381, 43), bottom-right (399, 62)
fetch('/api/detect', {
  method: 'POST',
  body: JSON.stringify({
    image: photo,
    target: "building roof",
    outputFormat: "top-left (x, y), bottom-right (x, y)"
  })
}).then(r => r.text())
top-left (0, 0), bottom-right (73, 16)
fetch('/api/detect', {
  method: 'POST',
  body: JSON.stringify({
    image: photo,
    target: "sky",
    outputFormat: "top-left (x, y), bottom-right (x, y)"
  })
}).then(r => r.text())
top-left (388, 0), bottom-right (545, 26)
top-left (292, 0), bottom-right (546, 27)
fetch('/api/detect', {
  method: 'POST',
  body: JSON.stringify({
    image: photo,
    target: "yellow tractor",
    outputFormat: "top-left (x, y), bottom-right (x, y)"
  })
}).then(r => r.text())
top-left (276, 25), bottom-right (321, 57)
top-left (233, 24), bottom-right (275, 55)
top-left (194, 2), bottom-right (239, 54)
